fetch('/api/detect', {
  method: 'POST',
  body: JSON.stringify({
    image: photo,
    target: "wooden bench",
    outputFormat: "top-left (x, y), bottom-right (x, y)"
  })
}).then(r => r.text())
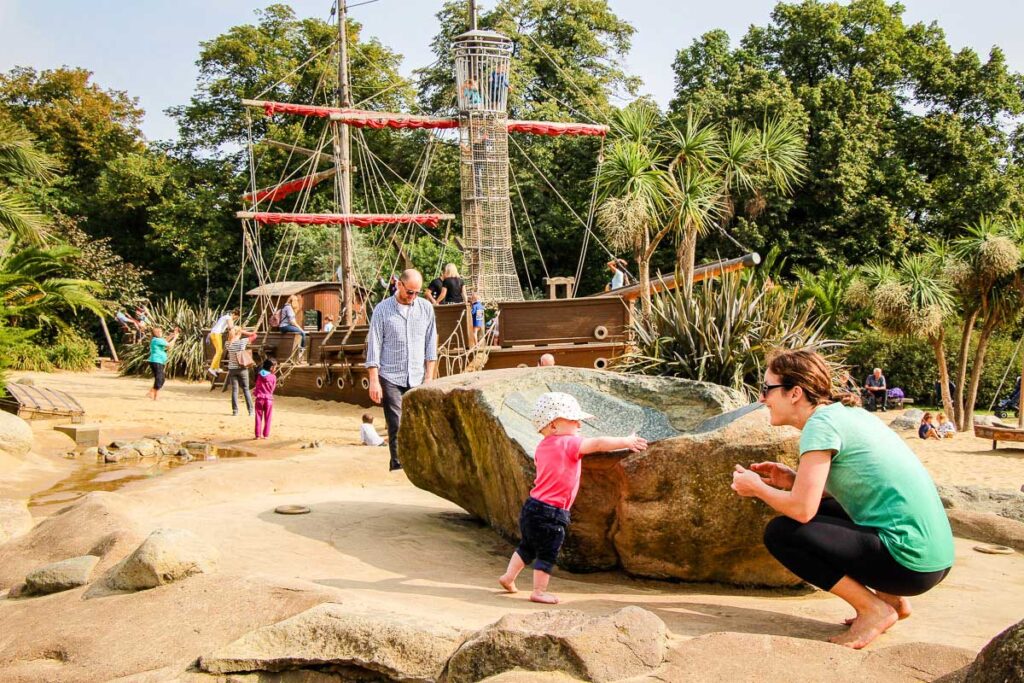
top-left (974, 423), bottom-right (1024, 450)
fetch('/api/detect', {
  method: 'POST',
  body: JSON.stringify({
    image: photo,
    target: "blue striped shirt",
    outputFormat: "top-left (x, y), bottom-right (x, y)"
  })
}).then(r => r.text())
top-left (365, 296), bottom-right (438, 387)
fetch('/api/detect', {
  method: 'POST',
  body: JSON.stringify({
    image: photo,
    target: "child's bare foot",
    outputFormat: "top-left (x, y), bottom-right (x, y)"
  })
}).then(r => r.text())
top-left (830, 602), bottom-right (898, 649)
top-left (843, 592), bottom-right (911, 625)
top-left (498, 575), bottom-right (518, 593)
top-left (530, 591), bottom-right (559, 604)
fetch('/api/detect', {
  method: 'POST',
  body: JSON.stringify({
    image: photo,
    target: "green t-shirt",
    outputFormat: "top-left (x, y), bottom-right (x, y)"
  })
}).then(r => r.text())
top-left (148, 337), bottom-right (168, 365)
top-left (799, 402), bottom-right (954, 573)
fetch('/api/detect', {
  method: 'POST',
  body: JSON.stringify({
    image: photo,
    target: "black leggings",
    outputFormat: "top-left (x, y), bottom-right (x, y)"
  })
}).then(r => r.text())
top-left (515, 497), bottom-right (570, 574)
top-left (764, 499), bottom-right (950, 595)
top-left (150, 362), bottom-right (166, 390)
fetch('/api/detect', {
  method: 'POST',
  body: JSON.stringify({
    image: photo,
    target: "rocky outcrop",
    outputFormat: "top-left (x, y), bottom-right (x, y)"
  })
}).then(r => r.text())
top-left (0, 491), bottom-right (143, 589)
top-left (24, 555), bottom-right (99, 595)
top-left (945, 509), bottom-right (1024, 553)
top-left (107, 528), bottom-right (218, 591)
top-left (198, 603), bottom-right (465, 681)
top-left (964, 617), bottom-right (1024, 682)
top-left (938, 484), bottom-right (1024, 523)
top-left (0, 498), bottom-right (33, 545)
top-left (399, 367), bottom-right (802, 586)
top-left (445, 606), bottom-right (666, 683)
top-left (0, 411), bottom-right (33, 459)
top-left (889, 409), bottom-right (924, 431)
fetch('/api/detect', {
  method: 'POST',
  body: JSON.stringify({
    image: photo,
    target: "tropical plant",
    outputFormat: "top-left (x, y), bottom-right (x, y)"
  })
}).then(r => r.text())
top-left (0, 119), bottom-right (55, 244)
top-left (794, 265), bottom-right (863, 337)
top-left (118, 296), bottom-right (219, 381)
top-left (617, 270), bottom-right (838, 399)
top-left (0, 240), bottom-right (107, 329)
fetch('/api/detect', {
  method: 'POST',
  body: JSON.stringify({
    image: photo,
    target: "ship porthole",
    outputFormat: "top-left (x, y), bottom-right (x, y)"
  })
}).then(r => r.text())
top-left (594, 357), bottom-right (609, 370)
top-left (336, 377), bottom-right (346, 390)
top-left (361, 377), bottom-right (370, 390)
top-left (315, 376), bottom-right (324, 389)
top-left (593, 325), bottom-right (609, 340)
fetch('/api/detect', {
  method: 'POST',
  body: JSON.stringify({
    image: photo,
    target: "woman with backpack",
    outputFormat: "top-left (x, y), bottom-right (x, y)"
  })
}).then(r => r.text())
top-left (225, 326), bottom-right (258, 416)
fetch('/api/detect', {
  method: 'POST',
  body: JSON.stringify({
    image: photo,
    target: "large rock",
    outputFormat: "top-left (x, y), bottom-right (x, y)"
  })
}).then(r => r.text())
top-left (444, 606), bottom-right (666, 683)
top-left (0, 498), bottom-right (33, 545)
top-left (938, 484), bottom-right (1024, 523)
top-left (24, 555), bottom-right (99, 595)
top-left (107, 528), bottom-right (219, 591)
top-left (0, 491), bottom-right (143, 589)
top-left (199, 602), bottom-right (464, 681)
top-left (945, 509), bottom-right (1024, 552)
top-left (399, 367), bottom-right (801, 586)
top-left (0, 411), bottom-right (33, 459)
top-left (964, 617), bottom-right (1024, 682)
top-left (889, 409), bottom-right (924, 431)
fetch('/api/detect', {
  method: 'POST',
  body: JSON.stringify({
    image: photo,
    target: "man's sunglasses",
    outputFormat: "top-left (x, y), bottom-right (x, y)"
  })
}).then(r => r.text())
top-left (399, 285), bottom-right (421, 296)
top-left (760, 383), bottom-right (792, 398)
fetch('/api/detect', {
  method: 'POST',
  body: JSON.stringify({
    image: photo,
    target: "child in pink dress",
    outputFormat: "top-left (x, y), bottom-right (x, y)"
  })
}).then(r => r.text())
top-left (253, 357), bottom-right (278, 439)
top-left (498, 392), bottom-right (648, 604)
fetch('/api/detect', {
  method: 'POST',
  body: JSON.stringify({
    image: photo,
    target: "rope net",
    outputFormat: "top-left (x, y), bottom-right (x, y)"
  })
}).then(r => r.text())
top-left (455, 30), bottom-right (522, 302)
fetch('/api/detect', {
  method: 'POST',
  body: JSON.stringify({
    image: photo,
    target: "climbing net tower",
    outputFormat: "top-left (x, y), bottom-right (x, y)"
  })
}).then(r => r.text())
top-left (454, 30), bottom-right (522, 302)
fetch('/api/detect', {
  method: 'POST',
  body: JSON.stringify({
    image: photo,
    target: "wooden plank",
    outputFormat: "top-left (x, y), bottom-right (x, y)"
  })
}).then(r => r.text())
top-left (973, 424), bottom-right (1024, 450)
top-left (497, 298), bottom-right (629, 347)
top-left (483, 342), bottom-right (625, 371)
top-left (592, 252), bottom-right (761, 302)
top-left (435, 303), bottom-right (473, 351)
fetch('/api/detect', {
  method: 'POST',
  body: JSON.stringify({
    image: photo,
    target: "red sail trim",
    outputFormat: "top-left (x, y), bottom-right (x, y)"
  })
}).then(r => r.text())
top-left (261, 101), bottom-right (459, 129)
top-left (507, 121), bottom-right (608, 137)
top-left (243, 175), bottom-right (330, 203)
top-left (246, 212), bottom-right (448, 228)
top-left (263, 102), bottom-right (344, 118)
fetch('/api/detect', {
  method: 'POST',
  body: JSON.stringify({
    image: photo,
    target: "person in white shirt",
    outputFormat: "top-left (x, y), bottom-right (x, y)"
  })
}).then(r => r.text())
top-left (323, 315), bottom-right (335, 334)
top-left (360, 413), bottom-right (386, 447)
top-left (208, 309), bottom-right (239, 376)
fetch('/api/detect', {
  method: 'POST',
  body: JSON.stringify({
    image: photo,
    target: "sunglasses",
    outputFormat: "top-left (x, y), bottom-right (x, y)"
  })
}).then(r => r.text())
top-left (399, 285), bottom-right (421, 296)
top-left (760, 383), bottom-right (792, 398)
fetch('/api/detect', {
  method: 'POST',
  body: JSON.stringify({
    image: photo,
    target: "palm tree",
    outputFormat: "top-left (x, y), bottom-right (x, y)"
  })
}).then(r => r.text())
top-left (0, 120), bottom-right (54, 245)
top-left (949, 217), bottom-right (1021, 428)
top-left (850, 252), bottom-right (957, 418)
top-left (794, 265), bottom-right (861, 338)
top-left (0, 241), bottom-right (107, 329)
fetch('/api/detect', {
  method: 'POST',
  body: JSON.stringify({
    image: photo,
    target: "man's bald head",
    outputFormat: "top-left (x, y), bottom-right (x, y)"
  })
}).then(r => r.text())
top-left (400, 269), bottom-right (423, 288)
top-left (538, 353), bottom-right (555, 367)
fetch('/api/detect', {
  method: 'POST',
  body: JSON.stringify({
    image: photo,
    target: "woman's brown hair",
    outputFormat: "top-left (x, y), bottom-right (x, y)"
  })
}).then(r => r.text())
top-left (766, 349), bottom-right (834, 406)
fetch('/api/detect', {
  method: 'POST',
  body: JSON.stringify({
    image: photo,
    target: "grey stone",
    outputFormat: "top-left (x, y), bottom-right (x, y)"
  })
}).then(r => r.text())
top-left (184, 441), bottom-right (210, 457)
top-left (889, 409), bottom-right (925, 431)
top-left (0, 411), bottom-right (33, 459)
top-left (937, 484), bottom-right (1024, 523)
top-left (129, 439), bottom-right (159, 457)
top-left (964, 617), bottom-right (1024, 683)
top-left (107, 528), bottom-right (219, 591)
top-left (104, 450), bottom-right (124, 463)
top-left (110, 440), bottom-right (132, 449)
top-left (399, 367), bottom-right (802, 586)
top-left (198, 603), bottom-right (464, 681)
top-left (24, 555), bottom-right (99, 594)
top-left (0, 498), bottom-right (33, 545)
top-left (444, 606), bottom-right (666, 683)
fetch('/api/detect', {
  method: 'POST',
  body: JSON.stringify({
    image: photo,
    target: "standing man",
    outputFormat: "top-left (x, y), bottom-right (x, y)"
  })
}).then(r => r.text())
top-left (865, 367), bottom-right (888, 412)
top-left (365, 269), bottom-right (438, 472)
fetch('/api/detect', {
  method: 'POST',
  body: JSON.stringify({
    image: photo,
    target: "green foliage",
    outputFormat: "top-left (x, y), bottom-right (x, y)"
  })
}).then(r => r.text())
top-left (0, 118), bottom-right (56, 244)
top-left (618, 271), bottom-right (838, 399)
top-left (0, 315), bottom-right (40, 385)
top-left (0, 240), bottom-right (107, 330)
top-left (47, 329), bottom-right (99, 371)
top-left (118, 296), bottom-right (219, 381)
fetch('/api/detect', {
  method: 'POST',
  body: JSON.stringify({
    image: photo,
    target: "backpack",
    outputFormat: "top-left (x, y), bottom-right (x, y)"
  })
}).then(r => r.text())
top-left (268, 309), bottom-right (281, 328)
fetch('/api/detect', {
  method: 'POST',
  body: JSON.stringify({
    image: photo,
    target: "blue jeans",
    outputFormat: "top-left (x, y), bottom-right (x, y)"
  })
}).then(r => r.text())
top-left (515, 497), bottom-right (570, 574)
top-left (279, 324), bottom-right (306, 349)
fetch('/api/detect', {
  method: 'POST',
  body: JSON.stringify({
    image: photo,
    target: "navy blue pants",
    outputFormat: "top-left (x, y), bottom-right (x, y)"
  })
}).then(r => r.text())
top-left (515, 497), bottom-right (570, 574)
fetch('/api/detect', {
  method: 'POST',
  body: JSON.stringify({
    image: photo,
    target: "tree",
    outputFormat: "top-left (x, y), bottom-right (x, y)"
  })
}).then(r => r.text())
top-left (0, 241), bottom-right (107, 330)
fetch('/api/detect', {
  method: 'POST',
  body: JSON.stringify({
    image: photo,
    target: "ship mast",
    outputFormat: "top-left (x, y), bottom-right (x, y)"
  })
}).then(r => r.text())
top-left (333, 0), bottom-right (355, 325)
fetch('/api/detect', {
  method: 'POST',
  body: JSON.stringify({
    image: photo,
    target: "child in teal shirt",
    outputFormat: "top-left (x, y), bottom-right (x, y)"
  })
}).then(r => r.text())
top-left (146, 326), bottom-right (179, 400)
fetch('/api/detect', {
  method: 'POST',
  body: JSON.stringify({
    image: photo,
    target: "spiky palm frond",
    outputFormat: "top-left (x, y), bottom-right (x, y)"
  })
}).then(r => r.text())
top-left (118, 296), bottom-right (220, 381)
top-left (756, 115), bottom-right (808, 194)
top-left (0, 121), bottom-right (56, 179)
top-left (665, 164), bottom-right (726, 239)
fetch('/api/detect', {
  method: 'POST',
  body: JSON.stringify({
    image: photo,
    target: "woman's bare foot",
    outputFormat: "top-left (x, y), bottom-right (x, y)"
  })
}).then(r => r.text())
top-left (498, 575), bottom-right (518, 593)
top-left (843, 592), bottom-right (911, 625)
top-left (830, 603), bottom-right (898, 649)
top-left (529, 591), bottom-right (559, 604)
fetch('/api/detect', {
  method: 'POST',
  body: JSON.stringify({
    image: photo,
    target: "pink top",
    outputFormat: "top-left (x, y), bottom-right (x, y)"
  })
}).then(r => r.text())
top-left (529, 434), bottom-right (585, 510)
top-left (253, 371), bottom-right (277, 400)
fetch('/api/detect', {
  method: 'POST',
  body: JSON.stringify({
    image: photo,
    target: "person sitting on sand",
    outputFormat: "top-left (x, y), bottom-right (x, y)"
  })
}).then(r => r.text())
top-left (919, 412), bottom-right (940, 440)
top-left (936, 412), bottom-right (956, 439)
top-left (360, 413), bottom-right (386, 447)
top-left (730, 348), bottom-right (953, 650)
top-left (499, 392), bottom-right (647, 604)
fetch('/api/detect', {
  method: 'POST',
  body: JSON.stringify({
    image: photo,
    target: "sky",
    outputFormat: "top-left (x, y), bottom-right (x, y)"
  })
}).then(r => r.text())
top-left (1, 0), bottom-right (1022, 142)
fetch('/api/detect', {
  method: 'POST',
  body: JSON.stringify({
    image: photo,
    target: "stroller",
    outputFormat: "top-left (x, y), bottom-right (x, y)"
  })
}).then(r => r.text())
top-left (994, 377), bottom-right (1021, 419)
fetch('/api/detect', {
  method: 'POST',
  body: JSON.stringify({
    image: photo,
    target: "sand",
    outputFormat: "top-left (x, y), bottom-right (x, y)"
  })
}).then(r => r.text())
top-left (1, 369), bottom-right (1023, 681)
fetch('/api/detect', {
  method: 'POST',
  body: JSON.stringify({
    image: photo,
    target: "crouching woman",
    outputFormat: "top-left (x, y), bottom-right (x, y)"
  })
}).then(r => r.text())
top-left (731, 349), bottom-right (953, 649)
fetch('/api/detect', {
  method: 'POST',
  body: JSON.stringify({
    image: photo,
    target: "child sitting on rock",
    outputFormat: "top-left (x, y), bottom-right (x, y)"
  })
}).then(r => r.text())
top-left (936, 412), bottom-right (956, 439)
top-left (360, 413), bottom-right (386, 447)
top-left (499, 392), bottom-right (648, 604)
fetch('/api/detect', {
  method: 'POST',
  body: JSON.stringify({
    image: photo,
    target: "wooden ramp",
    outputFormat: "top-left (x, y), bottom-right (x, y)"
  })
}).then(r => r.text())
top-left (1, 383), bottom-right (85, 422)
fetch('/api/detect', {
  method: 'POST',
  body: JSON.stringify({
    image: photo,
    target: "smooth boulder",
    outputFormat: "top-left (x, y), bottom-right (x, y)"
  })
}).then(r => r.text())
top-left (107, 528), bottom-right (218, 591)
top-left (444, 606), bottom-right (666, 683)
top-left (0, 498), bottom-right (33, 545)
top-left (199, 602), bottom-right (464, 681)
top-left (24, 555), bottom-right (99, 595)
top-left (964, 617), bottom-right (1024, 682)
top-left (0, 411), bottom-right (33, 459)
top-left (399, 367), bottom-right (801, 586)
top-left (889, 409), bottom-right (924, 431)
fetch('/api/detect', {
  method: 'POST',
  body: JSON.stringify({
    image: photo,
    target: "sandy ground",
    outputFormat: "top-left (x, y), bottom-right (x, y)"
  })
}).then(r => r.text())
top-left (1, 369), bottom-right (1023, 681)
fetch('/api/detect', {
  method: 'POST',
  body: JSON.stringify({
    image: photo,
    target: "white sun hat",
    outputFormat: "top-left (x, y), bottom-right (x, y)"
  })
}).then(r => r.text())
top-left (531, 392), bottom-right (595, 433)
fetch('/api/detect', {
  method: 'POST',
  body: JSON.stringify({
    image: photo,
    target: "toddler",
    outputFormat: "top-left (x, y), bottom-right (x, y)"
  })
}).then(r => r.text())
top-left (918, 412), bottom-right (940, 440)
top-left (499, 392), bottom-right (647, 604)
top-left (253, 357), bottom-right (278, 439)
top-left (936, 412), bottom-right (957, 438)
top-left (360, 413), bottom-right (387, 447)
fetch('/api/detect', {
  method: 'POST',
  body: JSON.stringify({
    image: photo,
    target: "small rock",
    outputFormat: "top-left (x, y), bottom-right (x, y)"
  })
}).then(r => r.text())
top-left (83, 447), bottom-right (99, 460)
top-left (107, 528), bottom-right (219, 591)
top-left (63, 450), bottom-right (77, 459)
top-left (445, 606), bottom-right (667, 683)
top-left (889, 409), bottom-right (925, 431)
top-left (964, 616), bottom-right (1024, 682)
top-left (110, 440), bottom-right (132, 450)
top-left (131, 439), bottom-right (159, 457)
top-left (104, 450), bottom-right (124, 463)
top-left (24, 555), bottom-right (99, 595)
top-left (184, 441), bottom-right (210, 457)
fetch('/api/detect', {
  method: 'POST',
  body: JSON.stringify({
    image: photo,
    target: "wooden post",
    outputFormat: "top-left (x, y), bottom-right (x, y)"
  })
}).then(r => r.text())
top-left (334, 0), bottom-right (355, 326)
top-left (98, 315), bottom-right (118, 362)
top-left (1019, 335), bottom-right (1023, 430)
